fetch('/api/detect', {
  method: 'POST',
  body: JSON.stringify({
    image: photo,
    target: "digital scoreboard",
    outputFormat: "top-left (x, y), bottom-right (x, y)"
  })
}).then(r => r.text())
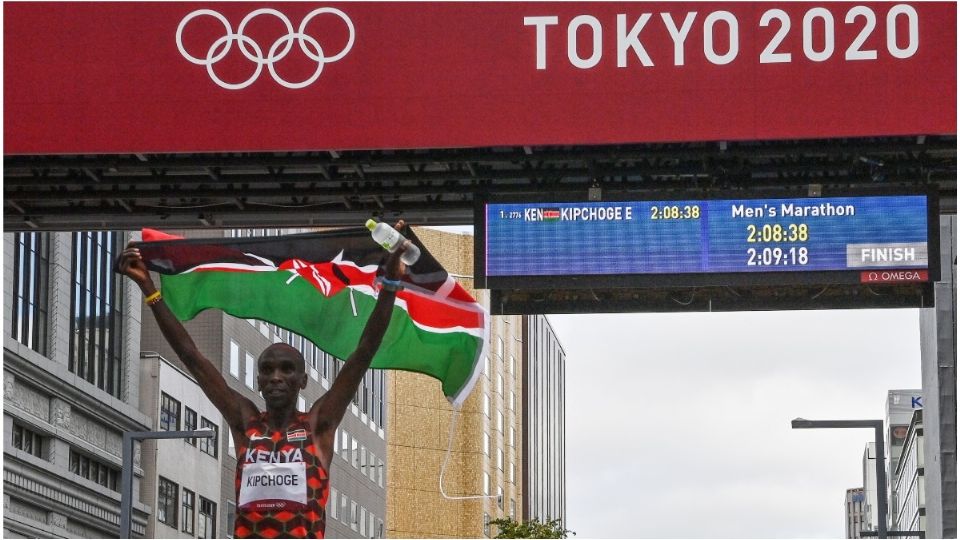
top-left (477, 192), bottom-right (939, 290)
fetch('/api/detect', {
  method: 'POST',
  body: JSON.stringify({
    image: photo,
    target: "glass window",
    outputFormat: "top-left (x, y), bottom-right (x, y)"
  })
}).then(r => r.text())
top-left (361, 445), bottom-right (367, 470)
top-left (226, 501), bottom-right (236, 539)
top-left (360, 507), bottom-right (367, 536)
top-left (160, 393), bottom-right (181, 431)
top-left (341, 431), bottom-right (351, 460)
top-left (69, 231), bottom-right (123, 397)
top-left (483, 394), bottom-right (490, 417)
top-left (497, 486), bottom-right (504, 509)
top-left (11, 232), bottom-right (49, 354)
top-left (199, 497), bottom-right (217, 539)
top-left (510, 461), bottom-right (516, 484)
top-left (369, 513), bottom-right (376, 539)
top-left (330, 489), bottom-right (339, 519)
top-left (483, 432), bottom-right (490, 455)
top-left (352, 439), bottom-right (359, 468)
top-left (497, 374), bottom-right (504, 395)
top-left (510, 499), bottom-right (516, 519)
top-left (298, 394), bottom-right (306, 413)
top-left (368, 452), bottom-right (377, 481)
top-left (199, 417), bottom-right (219, 458)
top-left (378, 459), bottom-right (385, 488)
top-left (510, 427), bottom-right (515, 447)
top-left (69, 449), bottom-right (119, 491)
top-left (13, 423), bottom-right (44, 459)
top-left (497, 412), bottom-right (504, 433)
top-left (483, 472), bottom-right (490, 496)
top-left (245, 352), bottom-right (255, 389)
top-left (483, 512), bottom-right (491, 538)
top-left (497, 448), bottom-right (504, 470)
top-left (510, 391), bottom-right (516, 411)
top-left (181, 489), bottom-right (195, 534)
top-left (229, 341), bottom-right (240, 379)
top-left (184, 407), bottom-right (198, 446)
top-left (510, 355), bottom-right (515, 375)
top-left (227, 429), bottom-right (235, 458)
top-left (340, 495), bottom-right (348, 524)
top-left (497, 337), bottom-right (504, 357)
top-left (350, 501), bottom-right (358, 531)
top-left (157, 476), bottom-right (178, 527)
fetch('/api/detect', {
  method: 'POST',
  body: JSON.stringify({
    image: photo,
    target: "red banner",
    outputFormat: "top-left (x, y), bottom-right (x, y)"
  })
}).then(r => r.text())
top-left (861, 270), bottom-right (929, 284)
top-left (4, 2), bottom-right (955, 154)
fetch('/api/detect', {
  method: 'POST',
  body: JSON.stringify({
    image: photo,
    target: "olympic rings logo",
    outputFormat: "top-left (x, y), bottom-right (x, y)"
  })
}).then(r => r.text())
top-left (176, 8), bottom-right (355, 90)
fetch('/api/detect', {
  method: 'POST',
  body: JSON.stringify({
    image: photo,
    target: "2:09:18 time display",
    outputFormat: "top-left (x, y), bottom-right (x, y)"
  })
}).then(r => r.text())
top-left (747, 247), bottom-right (809, 266)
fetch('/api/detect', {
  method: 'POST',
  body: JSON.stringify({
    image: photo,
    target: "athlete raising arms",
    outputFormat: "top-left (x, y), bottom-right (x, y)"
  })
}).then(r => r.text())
top-left (118, 223), bottom-right (408, 539)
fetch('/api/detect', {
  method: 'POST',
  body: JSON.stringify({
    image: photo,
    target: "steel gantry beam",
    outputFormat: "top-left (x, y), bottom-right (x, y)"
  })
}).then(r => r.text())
top-left (4, 136), bottom-right (955, 231)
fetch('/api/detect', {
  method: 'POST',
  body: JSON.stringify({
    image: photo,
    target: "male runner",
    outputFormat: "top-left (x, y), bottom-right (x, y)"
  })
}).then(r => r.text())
top-left (118, 223), bottom-right (408, 538)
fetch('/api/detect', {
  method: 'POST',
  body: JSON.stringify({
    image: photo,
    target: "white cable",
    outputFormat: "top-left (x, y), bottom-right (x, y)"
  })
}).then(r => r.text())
top-left (439, 406), bottom-right (499, 501)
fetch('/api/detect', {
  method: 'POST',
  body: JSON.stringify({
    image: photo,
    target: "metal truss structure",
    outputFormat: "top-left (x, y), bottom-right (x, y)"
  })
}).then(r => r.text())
top-left (4, 136), bottom-right (955, 232)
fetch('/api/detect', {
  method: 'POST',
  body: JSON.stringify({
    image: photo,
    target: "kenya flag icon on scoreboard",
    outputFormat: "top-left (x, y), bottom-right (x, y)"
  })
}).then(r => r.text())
top-left (542, 208), bottom-right (560, 221)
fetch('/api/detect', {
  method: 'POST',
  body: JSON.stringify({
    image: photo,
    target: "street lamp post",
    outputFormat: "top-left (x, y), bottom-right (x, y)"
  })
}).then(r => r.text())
top-left (791, 418), bottom-right (888, 539)
top-left (119, 429), bottom-right (215, 539)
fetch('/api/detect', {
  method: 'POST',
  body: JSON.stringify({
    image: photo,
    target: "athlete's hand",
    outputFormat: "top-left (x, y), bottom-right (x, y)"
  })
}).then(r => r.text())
top-left (118, 242), bottom-right (156, 291)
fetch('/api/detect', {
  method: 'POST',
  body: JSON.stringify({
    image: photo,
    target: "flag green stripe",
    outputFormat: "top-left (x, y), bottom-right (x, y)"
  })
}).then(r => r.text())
top-left (160, 271), bottom-right (481, 400)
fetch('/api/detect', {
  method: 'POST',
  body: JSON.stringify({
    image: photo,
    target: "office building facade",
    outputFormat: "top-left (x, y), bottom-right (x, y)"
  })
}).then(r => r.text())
top-left (4, 231), bottom-right (153, 538)
top-left (845, 488), bottom-right (866, 539)
top-left (138, 354), bottom-right (225, 538)
top-left (522, 314), bottom-right (566, 525)
top-left (892, 409), bottom-right (926, 534)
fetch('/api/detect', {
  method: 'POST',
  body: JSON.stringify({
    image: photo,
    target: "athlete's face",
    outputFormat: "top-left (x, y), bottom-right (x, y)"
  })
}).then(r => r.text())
top-left (257, 344), bottom-right (307, 409)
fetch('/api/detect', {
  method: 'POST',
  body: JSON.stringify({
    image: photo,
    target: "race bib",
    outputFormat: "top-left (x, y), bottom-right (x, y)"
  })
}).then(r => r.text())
top-left (239, 462), bottom-right (308, 511)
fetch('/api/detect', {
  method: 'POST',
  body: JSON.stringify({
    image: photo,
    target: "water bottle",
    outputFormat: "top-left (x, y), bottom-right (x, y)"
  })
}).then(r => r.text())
top-left (365, 219), bottom-right (421, 265)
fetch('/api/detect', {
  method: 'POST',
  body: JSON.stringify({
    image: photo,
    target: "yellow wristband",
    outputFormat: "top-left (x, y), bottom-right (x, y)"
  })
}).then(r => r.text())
top-left (144, 291), bottom-right (162, 305)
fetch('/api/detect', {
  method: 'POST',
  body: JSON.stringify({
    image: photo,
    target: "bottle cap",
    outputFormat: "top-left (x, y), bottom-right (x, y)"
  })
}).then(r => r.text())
top-left (365, 219), bottom-right (378, 231)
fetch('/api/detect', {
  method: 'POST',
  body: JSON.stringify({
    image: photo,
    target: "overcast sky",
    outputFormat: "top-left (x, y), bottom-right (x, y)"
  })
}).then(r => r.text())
top-left (547, 308), bottom-right (922, 538)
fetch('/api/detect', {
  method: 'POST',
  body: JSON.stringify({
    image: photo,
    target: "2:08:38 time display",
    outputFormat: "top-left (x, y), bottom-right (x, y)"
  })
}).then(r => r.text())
top-left (747, 247), bottom-right (809, 266)
top-left (746, 223), bottom-right (809, 242)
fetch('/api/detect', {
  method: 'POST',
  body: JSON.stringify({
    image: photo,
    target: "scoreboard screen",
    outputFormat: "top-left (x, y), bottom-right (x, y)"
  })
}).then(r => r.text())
top-left (477, 192), bottom-right (939, 290)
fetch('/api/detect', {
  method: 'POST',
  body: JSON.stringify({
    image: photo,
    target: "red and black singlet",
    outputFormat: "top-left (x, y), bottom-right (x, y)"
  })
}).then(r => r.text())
top-left (234, 413), bottom-right (328, 539)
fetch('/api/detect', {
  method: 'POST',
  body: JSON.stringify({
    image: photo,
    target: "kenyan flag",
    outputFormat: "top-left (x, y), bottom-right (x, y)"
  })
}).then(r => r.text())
top-left (542, 208), bottom-right (560, 221)
top-left (134, 227), bottom-right (488, 407)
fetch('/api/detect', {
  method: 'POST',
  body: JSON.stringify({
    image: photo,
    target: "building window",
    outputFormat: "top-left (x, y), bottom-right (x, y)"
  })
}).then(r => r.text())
top-left (182, 489), bottom-right (195, 534)
top-left (245, 352), bottom-right (255, 389)
top-left (509, 391), bottom-right (516, 411)
top-left (510, 499), bottom-right (516, 519)
top-left (11, 231), bottom-right (49, 354)
top-left (497, 486), bottom-right (504, 509)
top-left (341, 495), bottom-right (349, 525)
top-left (483, 394), bottom-right (490, 417)
top-left (497, 336), bottom-right (504, 357)
top-left (229, 341), bottom-right (240, 379)
top-left (68, 449), bottom-right (120, 491)
top-left (369, 512), bottom-right (376, 539)
top-left (509, 427), bottom-right (515, 447)
top-left (483, 432), bottom-right (490, 455)
top-left (497, 374), bottom-right (504, 395)
top-left (497, 448), bottom-right (504, 470)
top-left (298, 394), bottom-right (306, 413)
top-left (367, 452), bottom-right (377, 481)
top-left (350, 501), bottom-right (359, 531)
top-left (510, 461), bottom-right (516, 484)
top-left (160, 393), bottom-right (181, 431)
top-left (484, 355), bottom-right (490, 376)
top-left (330, 489), bottom-right (339, 520)
top-left (12, 422), bottom-right (44, 458)
top-left (361, 445), bottom-right (367, 470)
top-left (497, 412), bottom-right (504, 433)
top-left (69, 231), bottom-right (124, 397)
top-left (226, 501), bottom-right (236, 538)
top-left (341, 431), bottom-right (351, 460)
top-left (184, 407), bottom-right (198, 445)
top-left (360, 506), bottom-right (367, 536)
top-left (378, 459), bottom-right (385, 487)
top-left (483, 472), bottom-right (490, 496)
top-left (157, 477), bottom-right (179, 527)
top-left (228, 429), bottom-right (236, 457)
top-left (509, 355), bottom-right (515, 376)
top-left (199, 417), bottom-right (219, 458)
top-left (483, 513), bottom-right (491, 538)
top-left (352, 439), bottom-right (359, 468)
top-left (199, 497), bottom-right (217, 539)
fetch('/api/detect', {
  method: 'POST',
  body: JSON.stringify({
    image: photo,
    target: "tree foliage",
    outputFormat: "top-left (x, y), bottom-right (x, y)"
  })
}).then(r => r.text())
top-left (489, 517), bottom-right (575, 539)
